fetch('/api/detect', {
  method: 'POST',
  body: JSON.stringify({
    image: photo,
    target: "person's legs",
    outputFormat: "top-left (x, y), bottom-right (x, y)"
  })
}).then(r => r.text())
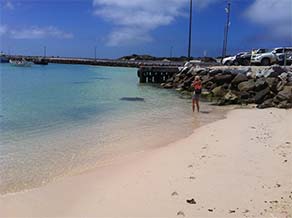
top-left (195, 95), bottom-right (200, 112)
top-left (192, 99), bottom-right (195, 112)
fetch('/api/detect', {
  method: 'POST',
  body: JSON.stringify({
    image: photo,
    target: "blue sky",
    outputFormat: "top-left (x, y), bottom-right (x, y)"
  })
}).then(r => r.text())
top-left (0, 0), bottom-right (291, 58)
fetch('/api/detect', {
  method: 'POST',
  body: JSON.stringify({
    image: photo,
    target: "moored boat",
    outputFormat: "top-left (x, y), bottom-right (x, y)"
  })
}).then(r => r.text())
top-left (9, 59), bottom-right (32, 67)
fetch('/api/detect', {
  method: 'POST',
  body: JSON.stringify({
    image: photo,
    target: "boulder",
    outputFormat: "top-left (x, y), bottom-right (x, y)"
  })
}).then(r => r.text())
top-left (255, 87), bottom-right (270, 104)
top-left (275, 86), bottom-right (292, 102)
top-left (163, 83), bottom-right (173, 89)
top-left (209, 69), bottom-right (222, 76)
top-left (266, 77), bottom-right (279, 92)
top-left (276, 81), bottom-right (287, 92)
top-left (238, 80), bottom-right (255, 92)
top-left (255, 77), bottom-right (268, 91)
top-left (214, 74), bottom-right (234, 85)
top-left (211, 86), bottom-right (227, 97)
top-left (231, 73), bottom-right (248, 85)
top-left (224, 91), bottom-right (239, 103)
top-left (257, 98), bottom-right (274, 109)
top-left (277, 100), bottom-right (292, 109)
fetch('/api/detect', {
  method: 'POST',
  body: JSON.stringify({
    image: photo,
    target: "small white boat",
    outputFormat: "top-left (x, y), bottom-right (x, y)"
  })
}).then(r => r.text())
top-left (9, 59), bottom-right (32, 67)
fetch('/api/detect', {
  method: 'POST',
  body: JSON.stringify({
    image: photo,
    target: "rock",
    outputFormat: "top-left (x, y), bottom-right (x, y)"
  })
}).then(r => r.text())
top-left (279, 72), bottom-right (288, 81)
top-left (177, 211), bottom-right (185, 217)
top-left (227, 67), bottom-right (251, 75)
top-left (257, 98), bottom-right (274, 109)
top-left (276, 81), bottom-right (287, 92)
top-left (266, 77), bottom-right (279, 92)
top-left (163, 83), bottom-right (173, 89)
top-left (209, 69), bottom-right (222, 76)
top-left (275, 86), bottom-right (292, 102)
top-left (238, 80), bottom-right (255, 92)
top-left (231, 73), bottom-right (248, 85)
top-left (214, 74), bottom-right (234, 85)
top-left (278, 101), bottom-right (292, 109)
top-left (120, 97), bottom-right (145, 102)
top-left (186, 198), bottom-right (197, 204)
top-left (271, 65), bottom-right (287, 74)
top-left (201, 91), bottom-right (212, 100)
top-left (255, 77), bottom-right (268, 91)
top-left (224, 90), bottom-right (239, 103)
top-left (211, 86), bottom-right (227, 97)
top-left (255, 87), bottom-right (270, 104)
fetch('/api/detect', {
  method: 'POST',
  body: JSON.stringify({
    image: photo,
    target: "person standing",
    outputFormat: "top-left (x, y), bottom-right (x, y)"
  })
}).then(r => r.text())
top-left (192, 76), bottom-right (202, 112)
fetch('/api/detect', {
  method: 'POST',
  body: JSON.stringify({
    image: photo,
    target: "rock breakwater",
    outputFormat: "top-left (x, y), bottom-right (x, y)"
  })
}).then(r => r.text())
top-left (161, 65), bottom-right (292, 109)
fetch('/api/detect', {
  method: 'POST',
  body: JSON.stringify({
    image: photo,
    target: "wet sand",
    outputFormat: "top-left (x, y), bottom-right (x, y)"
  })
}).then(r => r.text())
top-left (1, 108), bottom-right (291, 217)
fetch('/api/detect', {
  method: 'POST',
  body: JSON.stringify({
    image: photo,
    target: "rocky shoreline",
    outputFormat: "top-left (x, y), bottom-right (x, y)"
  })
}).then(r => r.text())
top-left (161, 65), bottom-right (292, 109)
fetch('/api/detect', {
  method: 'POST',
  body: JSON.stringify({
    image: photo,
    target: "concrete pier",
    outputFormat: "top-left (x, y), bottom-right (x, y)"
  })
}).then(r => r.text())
top-left (137, 66), bottom-right (180, 83)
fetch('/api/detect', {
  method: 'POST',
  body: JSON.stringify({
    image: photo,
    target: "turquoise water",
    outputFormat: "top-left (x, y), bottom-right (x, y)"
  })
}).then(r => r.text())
top-left (0, 63), bottom-right (198, 194)
top-left (0, 63), bottom-right (225, 194)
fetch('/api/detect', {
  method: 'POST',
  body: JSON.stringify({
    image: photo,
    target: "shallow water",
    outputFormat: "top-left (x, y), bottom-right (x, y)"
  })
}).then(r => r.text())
top-left (0, 63), bottom-right (225, 194)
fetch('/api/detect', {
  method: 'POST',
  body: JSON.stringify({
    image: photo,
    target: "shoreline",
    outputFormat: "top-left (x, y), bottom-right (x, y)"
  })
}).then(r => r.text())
top-left (0, 102), bottom-right (229, 196)
top-left (1, 107), bottom-right (291, 217)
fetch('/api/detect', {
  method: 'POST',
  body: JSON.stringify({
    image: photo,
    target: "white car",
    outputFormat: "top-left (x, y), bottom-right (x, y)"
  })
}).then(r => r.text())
top-left (251, 47), bottom-right (292, 66)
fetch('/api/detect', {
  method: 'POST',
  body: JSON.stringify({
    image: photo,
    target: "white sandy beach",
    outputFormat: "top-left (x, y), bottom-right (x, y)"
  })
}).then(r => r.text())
top-left (1, 108), bottom-right (292, 217)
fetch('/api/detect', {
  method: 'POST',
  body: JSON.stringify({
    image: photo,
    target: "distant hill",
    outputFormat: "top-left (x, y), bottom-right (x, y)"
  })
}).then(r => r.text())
top-left (118, 54), bottom-right (217, 63)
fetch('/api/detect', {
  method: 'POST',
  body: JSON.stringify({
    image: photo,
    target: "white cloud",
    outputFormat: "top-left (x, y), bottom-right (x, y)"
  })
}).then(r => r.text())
top-left (245, 0), bottom-right (292, 41)
top-left (93, 0), bottom-right (219, 46)
top-left (3, 0), bottom-right (15, 10)
top-left (0, 25), bottom-right (8, 36)
top-left (0, 26), bottom-right (74, 39)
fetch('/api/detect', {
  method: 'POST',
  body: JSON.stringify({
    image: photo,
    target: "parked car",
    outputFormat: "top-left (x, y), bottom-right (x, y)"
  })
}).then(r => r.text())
top-left (251, 47), bottom-right (292, 66)
top-left (222, 52), bottom-right (251, 66)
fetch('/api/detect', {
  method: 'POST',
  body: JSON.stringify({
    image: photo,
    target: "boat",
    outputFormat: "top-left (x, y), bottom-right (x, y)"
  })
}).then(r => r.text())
top-left (9, 59), bottom-right (32, 67)
top-left (0, 52), bottom-right (9, 63)
top-left (33, 58), bottom-right (49, 65)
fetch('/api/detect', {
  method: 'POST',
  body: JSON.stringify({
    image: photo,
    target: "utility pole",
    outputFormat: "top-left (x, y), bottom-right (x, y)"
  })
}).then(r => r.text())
top-left (187, 0), bottom-right (193, 59)
top-left (222, 0), bottom-right (231, 61)
top-left (170, 46), bottom-right (173, 58)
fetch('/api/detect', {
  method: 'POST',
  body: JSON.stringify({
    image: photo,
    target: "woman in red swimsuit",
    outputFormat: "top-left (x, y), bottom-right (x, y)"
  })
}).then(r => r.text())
top-left (192, 76), bottom-right (202, 112)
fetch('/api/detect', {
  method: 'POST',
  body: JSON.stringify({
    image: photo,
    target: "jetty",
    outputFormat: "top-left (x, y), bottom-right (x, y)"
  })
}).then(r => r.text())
top-left (137, 66), bottom-right (180, 83)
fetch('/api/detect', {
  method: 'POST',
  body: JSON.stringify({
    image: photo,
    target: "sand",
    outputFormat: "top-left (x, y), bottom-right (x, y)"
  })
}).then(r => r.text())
top-left (1, 108), bottom-right (292, 217)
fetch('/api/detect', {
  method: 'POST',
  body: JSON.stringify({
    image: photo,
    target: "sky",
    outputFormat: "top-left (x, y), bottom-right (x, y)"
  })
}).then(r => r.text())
top-left (0, 0), bottom-right (291, 58)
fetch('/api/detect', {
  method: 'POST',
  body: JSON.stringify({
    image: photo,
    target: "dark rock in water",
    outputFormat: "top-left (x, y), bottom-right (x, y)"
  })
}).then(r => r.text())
top-left (231, 73), bottom-right (248, 85)
top-left (255, 77), bottom-right (268, 91)
top-left (212, 86), bottom-right (227, 97)
top-left (120, 97), bottom-right (145, 102)
top-left (238, 80), bottom-right (255, 92)
top-left (257, 98), bottom-right (274, 109)
top-left (255, 87), bottom-right (270, 104)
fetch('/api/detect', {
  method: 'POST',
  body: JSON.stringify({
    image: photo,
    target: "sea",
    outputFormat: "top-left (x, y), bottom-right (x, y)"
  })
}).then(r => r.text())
top-left (0, 63), bottom-right (224, 194)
